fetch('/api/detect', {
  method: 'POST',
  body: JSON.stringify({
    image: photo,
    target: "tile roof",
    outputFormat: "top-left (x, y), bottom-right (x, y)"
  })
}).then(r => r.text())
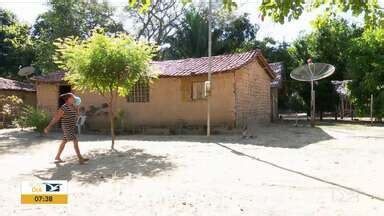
top-left (269, 62), bottom-right (284, 88)
top-left (33, 50), bottom-right (275, 82)
top-left (0, 77), bottom-right (35, 92)
top-left (32, 71), bottom-right (66, 83)
top-left (152, 50), bottom-right (274, 78)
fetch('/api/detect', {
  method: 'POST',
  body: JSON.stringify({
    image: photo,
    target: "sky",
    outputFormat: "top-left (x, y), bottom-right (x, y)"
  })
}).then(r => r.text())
top-left (0, 0), bottom-right (379, 42)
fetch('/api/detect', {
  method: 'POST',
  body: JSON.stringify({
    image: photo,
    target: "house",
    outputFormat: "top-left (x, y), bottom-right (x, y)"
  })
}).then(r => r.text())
top-left (269, 62), bottom-right (285, 120)
top-left (0, 77), bottom-right (36, 106)
top-left (33, 50), bottom-right (278, 130)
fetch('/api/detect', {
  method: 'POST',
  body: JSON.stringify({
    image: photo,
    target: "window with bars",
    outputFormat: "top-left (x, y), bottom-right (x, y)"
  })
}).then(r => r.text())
top-left (127, 81), bottom-right (150, 103)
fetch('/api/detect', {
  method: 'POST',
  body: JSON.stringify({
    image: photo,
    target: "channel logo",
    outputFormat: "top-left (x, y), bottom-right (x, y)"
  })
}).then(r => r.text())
top-left (43, 183), bottom-right (62, 192)
top-left (21, 180), bottom-right (68, 204)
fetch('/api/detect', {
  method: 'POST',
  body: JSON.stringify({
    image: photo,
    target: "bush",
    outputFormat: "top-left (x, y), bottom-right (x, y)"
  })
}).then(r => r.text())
top-left (287, 92), bottom-right (306, 113)
top-left (0, 95), bottom-right (24, 127)
top-left (16, 106), bottom-right (51, 133)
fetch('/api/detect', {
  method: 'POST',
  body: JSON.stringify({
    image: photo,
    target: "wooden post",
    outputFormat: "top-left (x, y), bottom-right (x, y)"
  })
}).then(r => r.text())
top-left (341, 95), bottom-right (344, 119)
top-left (370, 94), bottom-right (374, 126)
top-left (310, 80), bottom-right (315, 127)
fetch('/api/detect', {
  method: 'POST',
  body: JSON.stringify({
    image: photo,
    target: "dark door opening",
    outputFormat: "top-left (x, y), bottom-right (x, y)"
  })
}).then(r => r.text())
top-left (58, 85), bottom-right (71, 107)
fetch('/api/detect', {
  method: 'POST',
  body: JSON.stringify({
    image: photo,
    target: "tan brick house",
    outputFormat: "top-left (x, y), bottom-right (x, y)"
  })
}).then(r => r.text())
top-left (33, 50), bottom-right (277, 130)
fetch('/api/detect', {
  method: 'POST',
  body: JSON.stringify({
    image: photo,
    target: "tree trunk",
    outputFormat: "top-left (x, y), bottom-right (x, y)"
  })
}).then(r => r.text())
top-left (109, 92), bottom-right (116, 149)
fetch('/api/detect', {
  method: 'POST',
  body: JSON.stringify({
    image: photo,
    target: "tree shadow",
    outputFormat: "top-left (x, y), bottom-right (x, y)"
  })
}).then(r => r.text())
top-left (111, 123), bottom-right (334, 149)
top-left (33, 148), bottom-right (176, 184)
top-left (0, 129), bottom-right (50, 155)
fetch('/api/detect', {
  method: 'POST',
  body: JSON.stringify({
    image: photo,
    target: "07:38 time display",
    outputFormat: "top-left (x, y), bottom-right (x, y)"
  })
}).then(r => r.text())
top-left (34, 195), bottom-right (53, 202)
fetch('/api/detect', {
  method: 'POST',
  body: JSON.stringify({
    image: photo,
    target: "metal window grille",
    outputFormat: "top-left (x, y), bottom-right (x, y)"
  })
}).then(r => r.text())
top-left (127, 81), bottom-right (149, 103)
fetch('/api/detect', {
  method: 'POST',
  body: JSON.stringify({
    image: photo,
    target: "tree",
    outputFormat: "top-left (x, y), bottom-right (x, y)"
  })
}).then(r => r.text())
top-left (32, 0), bottom-right (125, 73)
top-left (126, 0), bottom-right (185, 44)
top-left (287, 14), bottom-right (362, 118)
top-left (347, 28), bottom-right (384, 120)
top-left (258, 0), bottom-right (383, 27)
top-left (55, 29), bottom-right (155, 149)
top-left (162, 8), bottom-right (258, 59)
top-left (0, 9), bottom-right (34, 79)
top-left (129, 0), bottom-right (383, 28)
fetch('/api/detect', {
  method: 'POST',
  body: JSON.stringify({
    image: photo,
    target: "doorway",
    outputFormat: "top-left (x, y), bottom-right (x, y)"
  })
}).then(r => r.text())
top-left (58, 85), bottom-right (71, 107)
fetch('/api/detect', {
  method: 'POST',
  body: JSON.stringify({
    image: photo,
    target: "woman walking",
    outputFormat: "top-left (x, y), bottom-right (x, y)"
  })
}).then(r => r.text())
top-left (44, 93), bottom-right (88, 164)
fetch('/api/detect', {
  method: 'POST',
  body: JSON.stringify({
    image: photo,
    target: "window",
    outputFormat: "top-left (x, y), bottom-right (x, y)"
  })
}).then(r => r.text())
top-left (127, 81), bottom-right (149, 103)
top-left (192, 81), bottom-right (206, 100)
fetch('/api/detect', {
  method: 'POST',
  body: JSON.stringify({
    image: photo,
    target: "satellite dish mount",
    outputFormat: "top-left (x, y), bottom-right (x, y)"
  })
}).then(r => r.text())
top-left (290, 59), bottom-right (335, 127)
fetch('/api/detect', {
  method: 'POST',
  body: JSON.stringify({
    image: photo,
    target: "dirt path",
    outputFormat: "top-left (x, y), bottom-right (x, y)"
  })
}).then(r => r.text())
top-left (1, 123), bottom-right (384, 215)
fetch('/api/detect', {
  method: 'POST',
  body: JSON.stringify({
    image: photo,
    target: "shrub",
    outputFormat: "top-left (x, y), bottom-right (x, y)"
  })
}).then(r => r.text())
top-left (17, 106), bottom-right (51, 133)
top-left (0, 95), bottom-right (24, 127)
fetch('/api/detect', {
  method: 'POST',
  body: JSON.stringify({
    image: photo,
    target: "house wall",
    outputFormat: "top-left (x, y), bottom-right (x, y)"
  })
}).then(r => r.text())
top-left (36, 72), bottom-right (236, 129)
top-left (234, 60), bottom-right (272, 127)
top-left (36, 82), bottom-right (59, 113)
top-left (0, 90), bottom-right (36, 107)
top-left (36, 59), bottom-right (273, 130)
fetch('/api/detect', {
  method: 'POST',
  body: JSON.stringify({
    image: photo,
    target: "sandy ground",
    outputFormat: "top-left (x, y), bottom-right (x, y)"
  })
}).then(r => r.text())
top-left (1, 122), bottom-right (384, 216)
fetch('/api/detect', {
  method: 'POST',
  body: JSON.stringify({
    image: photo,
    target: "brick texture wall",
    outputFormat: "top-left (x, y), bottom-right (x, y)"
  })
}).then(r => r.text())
top-left (234, 60), bottom-right (272, 127)
top-left (36, 83), bottom-right (58, 114)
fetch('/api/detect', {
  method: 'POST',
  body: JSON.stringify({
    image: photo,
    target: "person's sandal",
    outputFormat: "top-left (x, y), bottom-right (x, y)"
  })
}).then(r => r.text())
top-left (78, 158), bottom-right (89, 165)
top-left (54, 159), bottom-right (65, 164)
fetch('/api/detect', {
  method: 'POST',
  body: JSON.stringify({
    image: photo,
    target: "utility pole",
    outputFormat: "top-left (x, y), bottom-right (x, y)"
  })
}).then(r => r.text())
top-left (207, 0), bottom-right (212, 136)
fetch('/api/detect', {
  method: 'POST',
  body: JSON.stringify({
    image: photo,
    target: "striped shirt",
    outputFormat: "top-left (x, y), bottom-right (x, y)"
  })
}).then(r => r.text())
top-left (60, 103), bottom-right (77, 141)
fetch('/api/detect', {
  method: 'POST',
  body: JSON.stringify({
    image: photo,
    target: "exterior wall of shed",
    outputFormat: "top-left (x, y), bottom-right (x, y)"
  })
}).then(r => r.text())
top-left (36, 72), bottom-right (236, 129)
top-left (234, 60), bottom-right (272, 127)
top-left (36, 83), bottom-right (60, 113)
top-left (0, 90), bottom-right (36, 107)
top-left (270, 87), bottom-right (279, 121)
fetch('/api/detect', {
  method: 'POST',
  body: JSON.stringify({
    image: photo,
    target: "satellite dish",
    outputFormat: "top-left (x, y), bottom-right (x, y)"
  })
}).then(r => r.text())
top-left (18, 66), bottom-right (35, 77)
top-left (290, 60), bottom-right (335, 127)
top-left (291, 63), bottom-right (335, 81)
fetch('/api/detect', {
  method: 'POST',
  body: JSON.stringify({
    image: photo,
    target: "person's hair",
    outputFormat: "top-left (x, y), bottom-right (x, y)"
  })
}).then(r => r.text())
top-left (60, 93), bottom-right (74, 102)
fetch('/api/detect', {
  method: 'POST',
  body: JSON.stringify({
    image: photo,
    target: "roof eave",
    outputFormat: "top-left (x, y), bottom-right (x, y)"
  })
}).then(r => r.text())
top-left (255, 53), bottom-right (276, 79)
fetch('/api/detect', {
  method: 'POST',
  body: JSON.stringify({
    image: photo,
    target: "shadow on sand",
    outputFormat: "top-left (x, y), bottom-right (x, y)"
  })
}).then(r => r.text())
top-left (105, 123), bottom-right (335, 149)
top-left (214, 142), bottom-right (384, 202)
top-left (33, 148), bottom-right (175, 184)
top-left (0, 129), bottom-right (50, 155)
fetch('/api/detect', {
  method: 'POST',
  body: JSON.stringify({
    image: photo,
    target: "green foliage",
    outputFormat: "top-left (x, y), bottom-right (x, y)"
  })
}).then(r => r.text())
top-left (0, 9), bottom-right (34, 79)
top-left (287, 15), bottom-right (362, 114)
top-left (55, 29), bottom-right (155, 148)
top-left (347, 28), bottom-right (384, 118)
top-left (17, 106), bottom-right (51, 133)
top-left (163, 8), bottom-right (258, 59)
top-left (32, 0), bottom-right (125, 73)
top-left (54, 29), bottom-right (155, 96)
top-left (0, 95), bottom-right (24, 126)
top-left (287, 92), bottom-right (306, 112)
top-left (129, 0), bottom-right (383, 28)
top-left (259, 0), bottom-right (382, 28)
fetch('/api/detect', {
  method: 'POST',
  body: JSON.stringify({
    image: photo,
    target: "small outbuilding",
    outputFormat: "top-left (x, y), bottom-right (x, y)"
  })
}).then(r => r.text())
top-left (0, 77), bottom-right (36, 106)
top-left (33, 50), bottom-right (277, 130)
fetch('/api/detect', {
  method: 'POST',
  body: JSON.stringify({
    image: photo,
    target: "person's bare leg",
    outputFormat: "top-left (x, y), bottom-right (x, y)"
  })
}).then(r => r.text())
top-left (73, 139), bottom-right (88, 164)
top-left (54, 140), bottom-right (67, 163)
